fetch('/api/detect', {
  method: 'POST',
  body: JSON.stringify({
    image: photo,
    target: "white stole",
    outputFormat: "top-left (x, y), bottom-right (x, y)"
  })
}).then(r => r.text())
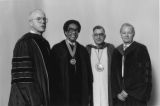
top-left (91, 47), bottom-right (109, 106)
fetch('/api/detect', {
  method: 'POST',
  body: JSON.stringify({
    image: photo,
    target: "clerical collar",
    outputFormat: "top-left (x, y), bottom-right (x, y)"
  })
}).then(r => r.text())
top-left (30, 30), bottom-right (41, 35)
top-left (123, 41), bottom-right (134, 50)
top-left (66, 39), bottom-right (76, 46)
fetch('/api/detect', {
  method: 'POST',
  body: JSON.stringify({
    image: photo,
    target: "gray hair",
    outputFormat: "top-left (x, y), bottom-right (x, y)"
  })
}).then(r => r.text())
top-left (93, 25), bottom-right (105, 33)
top-left (120, 23), bottom-right (135, 35)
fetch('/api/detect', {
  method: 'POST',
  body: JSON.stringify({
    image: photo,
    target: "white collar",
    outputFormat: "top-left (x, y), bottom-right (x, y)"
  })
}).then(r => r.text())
top-left (123, 41), bottom-right (134, 50)
top-left (66, 39), bottom-right (76, 46)
top-left (30, 30), bottom-right (41, 35)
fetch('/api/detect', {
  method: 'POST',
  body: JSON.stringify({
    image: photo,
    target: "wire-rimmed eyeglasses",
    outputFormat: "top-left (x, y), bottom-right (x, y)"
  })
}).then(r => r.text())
top-left (33, 17), bottom-right (48, 23)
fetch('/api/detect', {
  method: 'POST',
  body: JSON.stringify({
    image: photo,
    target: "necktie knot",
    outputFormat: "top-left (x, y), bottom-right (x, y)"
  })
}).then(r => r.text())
top-left (70, 44), bottom-right (74, 50)
top-left (123, 45), bottom-right (127, 51)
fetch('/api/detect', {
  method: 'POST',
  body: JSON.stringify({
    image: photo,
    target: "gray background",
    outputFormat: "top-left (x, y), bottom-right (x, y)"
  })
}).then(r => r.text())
top-left (0, 0), bottom-right (159, 105)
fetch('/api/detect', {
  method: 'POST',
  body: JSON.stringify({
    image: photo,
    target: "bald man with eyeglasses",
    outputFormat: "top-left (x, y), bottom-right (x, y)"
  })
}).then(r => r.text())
top-left (8, 9), bottom-right (51, 106)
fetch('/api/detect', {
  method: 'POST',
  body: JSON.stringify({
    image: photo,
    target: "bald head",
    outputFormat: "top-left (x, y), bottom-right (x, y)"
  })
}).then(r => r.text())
top-left (28, 9), bottom-right (46, 22)
top-left (28, 9), bottom-right (47, 35)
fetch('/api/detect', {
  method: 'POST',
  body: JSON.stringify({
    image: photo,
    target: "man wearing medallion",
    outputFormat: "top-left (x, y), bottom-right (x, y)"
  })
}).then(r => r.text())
top-left (50, 20), bottom-right (93, 106)
top-left (111, 23), bottom-right (152, 106)
top-left (86, 25), bottom-right (115, 106)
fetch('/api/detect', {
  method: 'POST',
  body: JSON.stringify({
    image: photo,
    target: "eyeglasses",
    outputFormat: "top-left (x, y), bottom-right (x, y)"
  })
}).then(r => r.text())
top-left (33, 17), bottom-right (48, 23)
top-left (94, 33), bottom-right (105, 36)
top-left (68, 28), bottom-right (78, 33)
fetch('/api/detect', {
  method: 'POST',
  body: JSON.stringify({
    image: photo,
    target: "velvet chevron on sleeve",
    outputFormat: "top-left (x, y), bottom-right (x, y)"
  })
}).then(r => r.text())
top-left (8, 33), bottom-right (50, 106)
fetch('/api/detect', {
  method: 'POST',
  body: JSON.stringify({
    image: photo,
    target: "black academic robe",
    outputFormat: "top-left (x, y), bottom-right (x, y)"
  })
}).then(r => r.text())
top-left (8, 33), bottom-right (50, 106)
top-left (111, 41), bottom-right (152, 106)
top-left (86, 42), bottom-right (115, 106)
top-left (50, 40), bottom-right (93, 106)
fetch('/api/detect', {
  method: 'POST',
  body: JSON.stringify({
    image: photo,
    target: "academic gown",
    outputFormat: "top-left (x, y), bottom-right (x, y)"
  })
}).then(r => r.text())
top-left (111, 41), bottom-right (152, 106)
top-left (50, 40), bottom-right (93, 106)
top-left (8, 33), bottom-right (50, 106)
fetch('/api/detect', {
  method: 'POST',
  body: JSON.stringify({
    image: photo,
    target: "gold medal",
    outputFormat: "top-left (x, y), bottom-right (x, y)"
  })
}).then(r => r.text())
top-left (95, 63), bottom-right (104, 72)
top-left (94, 48), bottom-right (104, 72)
top-left (70, 58), bottom-right (76, 65)
top-left (65, 40), bottom-right (77, 65)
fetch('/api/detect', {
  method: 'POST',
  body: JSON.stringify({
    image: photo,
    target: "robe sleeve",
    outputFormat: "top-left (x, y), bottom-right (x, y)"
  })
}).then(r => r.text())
top-left (143, 46), bottom-right (152, 101)
top-left (8, 39), bottom-right (43, 106)
top-left (86, 48), bottom-right (93, 106)
top-left (127, 46), bottom-right (152, 102)
top-left (86, 45), bottom-right (91, 56)
top-left (111, 49), bottom-right (122, 99)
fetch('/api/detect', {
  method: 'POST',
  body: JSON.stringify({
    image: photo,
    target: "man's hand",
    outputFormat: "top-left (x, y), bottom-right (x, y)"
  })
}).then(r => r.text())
top-left (117, 90), bottom-right (128, 101)
top-left (121, 90), bottom-right (128, 98)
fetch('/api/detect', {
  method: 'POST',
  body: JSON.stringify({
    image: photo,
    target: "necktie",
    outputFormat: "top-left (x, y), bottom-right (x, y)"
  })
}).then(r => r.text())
top-left (70, 44), bottom-right (74, 50)
top-left (123, 45), bottom-right (127, 51)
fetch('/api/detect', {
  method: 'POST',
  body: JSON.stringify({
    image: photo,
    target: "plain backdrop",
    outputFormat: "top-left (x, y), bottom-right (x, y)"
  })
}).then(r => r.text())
top-left (0, 0), bottom-right (159, 106)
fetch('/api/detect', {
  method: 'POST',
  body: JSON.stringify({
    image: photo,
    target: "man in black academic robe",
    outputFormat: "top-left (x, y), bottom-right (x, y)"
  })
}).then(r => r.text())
top-left (111, 23), bottom-right (152, 106)
top-left (8, 10), bottom-right (50, 106)
top-left (50, 20), bottom-right (93, 106)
